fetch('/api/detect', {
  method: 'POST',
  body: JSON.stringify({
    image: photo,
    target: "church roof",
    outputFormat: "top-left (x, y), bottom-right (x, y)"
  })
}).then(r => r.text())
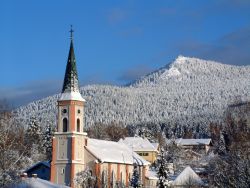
top-left (86, 139), bottom-right (150, 166)
top-left (59, 27), bottom-right (85, 102)
top-left (118, 137), bottom-right (158, 152)
top-left (62, 38), bottom-right (79, 93)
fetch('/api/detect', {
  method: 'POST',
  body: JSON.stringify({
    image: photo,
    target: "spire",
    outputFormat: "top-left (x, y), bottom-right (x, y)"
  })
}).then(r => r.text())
top-left (62, 25), bottom-right (80, 93)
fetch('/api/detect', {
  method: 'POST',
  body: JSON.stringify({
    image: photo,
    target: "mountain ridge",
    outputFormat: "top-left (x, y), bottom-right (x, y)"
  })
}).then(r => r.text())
top-left (15, 56), bottom-right (250, 136)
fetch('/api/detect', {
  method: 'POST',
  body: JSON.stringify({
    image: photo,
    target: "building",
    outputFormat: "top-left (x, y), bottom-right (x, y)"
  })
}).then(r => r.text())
top-left (170, 166), bottom-right (204, 188)
top-left (25, 161), bottom-right (50, 180)
top-left (85, 138), bottom-right (150, 187)
top-left (174, 138), bottom-right (212, 153)
top-left (50, 28), bottom-right (152, 188)
top-left (118, 137), bottom-right (159, 163)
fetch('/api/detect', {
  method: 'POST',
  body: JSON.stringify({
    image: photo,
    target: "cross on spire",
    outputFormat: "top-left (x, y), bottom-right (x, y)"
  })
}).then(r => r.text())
top-left (69, 25), bottom-right (74, 40)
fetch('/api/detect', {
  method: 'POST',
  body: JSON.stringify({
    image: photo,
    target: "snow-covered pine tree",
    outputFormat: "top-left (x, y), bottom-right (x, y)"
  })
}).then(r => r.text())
top-left (217, 132), bottom-right (226, 155)
top-left (130, 163), bottom-right (141, 188)
top-left (42, 121), bottom-right (54, 160)
top-left (74, 167), bottom-right (96, 188)
top-left (24, 117), bottom-right (45, 160)
top-left (157, 148), bottom-right (169, 188)
top-left (25, 117), bottom-right (42, 146)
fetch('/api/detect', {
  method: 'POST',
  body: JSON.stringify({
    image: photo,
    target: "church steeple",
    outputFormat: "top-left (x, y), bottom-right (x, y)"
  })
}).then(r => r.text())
top-left (62, 26), bottom-right (79, 93)
top-left (59, 26), bottom-right (84, 102)
top-left (51, 27), bottom-right (87, 187)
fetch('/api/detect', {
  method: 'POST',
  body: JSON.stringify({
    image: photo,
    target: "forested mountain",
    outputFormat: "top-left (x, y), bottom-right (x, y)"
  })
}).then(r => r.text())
top-left (15, 56), bottom-right (250, 136)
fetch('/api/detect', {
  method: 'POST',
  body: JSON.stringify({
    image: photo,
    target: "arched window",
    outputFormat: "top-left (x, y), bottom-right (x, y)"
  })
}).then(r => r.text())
top-left (111, 171), bottom-right (116, 188)
top-left (120, 172), bottom-right (123, 186)
top-left (102, 171), bottom-right (106, 188)
top-left (63, 118), bottom-right (68, 132)
top-left (77, 119), bottom-right (80, 132)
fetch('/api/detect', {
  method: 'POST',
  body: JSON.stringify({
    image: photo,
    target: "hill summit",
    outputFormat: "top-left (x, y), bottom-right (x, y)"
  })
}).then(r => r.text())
top-left (15, 56), bottom-right (250, 136)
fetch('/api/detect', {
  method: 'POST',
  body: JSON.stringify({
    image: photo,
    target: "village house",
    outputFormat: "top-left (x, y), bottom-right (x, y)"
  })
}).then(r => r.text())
top-left (118, 137), bottom-right (159, 163)
top-left (24, 161), bottom-right (50, 181)
top-left (174, 138), bottom-right (212, 153)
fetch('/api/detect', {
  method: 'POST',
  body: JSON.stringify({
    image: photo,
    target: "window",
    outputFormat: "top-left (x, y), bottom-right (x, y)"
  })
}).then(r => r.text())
top-left (111, 171), bottom-right (115, 188)
top-left (77, 109), bottom-right (81, 114)
top-left (61, 168), bottom-right (65, 174)
top-left (63, 109), bottom-right (67, 113)
top-left (63, 118), bottom-right (68, 132)
top-left (143, 153), bottom-right (149, 156)
top-left (77, 119), bottom-right (80, 132)
top-left (102, 171), bottom-right (106, 188)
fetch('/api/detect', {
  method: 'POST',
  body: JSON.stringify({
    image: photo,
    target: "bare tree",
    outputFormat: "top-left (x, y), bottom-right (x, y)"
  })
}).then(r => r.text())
top-left (0, 104), bottom-right (28, 187)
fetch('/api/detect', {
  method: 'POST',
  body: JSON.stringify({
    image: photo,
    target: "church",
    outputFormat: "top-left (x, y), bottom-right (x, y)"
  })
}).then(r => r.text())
top-left (49, 28), bottom-right (155, 188)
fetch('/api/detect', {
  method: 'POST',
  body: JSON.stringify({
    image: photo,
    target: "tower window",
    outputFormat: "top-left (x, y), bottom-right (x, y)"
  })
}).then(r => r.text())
top-left (63, 118), bottom-right (68, 132)
top-left (78, 109), bottom-right (81, 114)
top-left (63, 109), bottom-right (67, 113)
top-left (77, 118), bottom-right (80, 132)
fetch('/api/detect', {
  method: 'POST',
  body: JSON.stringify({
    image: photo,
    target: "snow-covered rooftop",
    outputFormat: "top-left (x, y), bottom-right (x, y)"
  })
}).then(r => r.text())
top-left (13, 178), bottom-right (70, 188)
top-left (171, 166), bottom-right (203, 186)
top-left (174, 138), bottom-right (212, 146)
top-left (58, 91), bottom-right (85, 102)
top-left (145, 170), bottom-right (158, 180)
top-left (25, 161), bottom-right (50, 173)
top-left (86, 138), bottom-right (150, 166)
top-left (118, 137), bottom-right (158, 152)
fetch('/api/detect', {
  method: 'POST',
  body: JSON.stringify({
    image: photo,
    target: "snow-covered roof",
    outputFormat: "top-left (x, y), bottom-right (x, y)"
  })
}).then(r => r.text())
top-left (25, 161), bottom-right (50, 173)
top-left (58, 91), bottom-right (85, 102)
top-left (175, 138), bottom-right (212, 146)
top-left (118, 137), bottom-right (157, 152)
top-left (145, 170), bottom-right (158, 180)
top-left (13, 178), bottom-right (70, 188)
top-left (152, 142), bottom-right (159, 150)
top-left (171, 166), bottom-right (203, 186)
top-left (86, 139), bottom-right (150, 166)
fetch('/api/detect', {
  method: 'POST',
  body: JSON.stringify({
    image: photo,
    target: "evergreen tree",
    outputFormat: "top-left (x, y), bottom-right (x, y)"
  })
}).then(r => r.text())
top-left (157, 148), bottom-right (169, 188)
top-left (130, 163), bottom-right (141, 188)
top-left (217, 132), bottom-right (226, 155)
top-left (42, 121), bottom-right (54, 160)
top-left (25, 117), bottom-right (43, 150)
top-left (74, 167), bottom-right (96, 188)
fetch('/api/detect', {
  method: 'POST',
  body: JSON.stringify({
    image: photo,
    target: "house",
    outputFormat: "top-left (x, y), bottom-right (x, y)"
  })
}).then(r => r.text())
top-left (49, 28), bottom-right (153, 188)
top-left (25, 161), bottom-right (50, 180)
top-left (145, 170), bottom-right (158, 188)
top-left (174, 138), bottom-right (212, 153)
top-left (118, 137), bottom-right (159, 163)
top-left (170, 166), bottom-right (204, 188)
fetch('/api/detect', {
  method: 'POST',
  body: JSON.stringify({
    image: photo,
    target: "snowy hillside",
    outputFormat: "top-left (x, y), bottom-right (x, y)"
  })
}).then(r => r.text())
top-left (15, 56), bottom-right (250, 135)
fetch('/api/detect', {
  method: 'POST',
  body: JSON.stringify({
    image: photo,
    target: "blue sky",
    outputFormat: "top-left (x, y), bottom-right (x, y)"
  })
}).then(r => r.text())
top-left (1, 0), bottom-right (250, 107)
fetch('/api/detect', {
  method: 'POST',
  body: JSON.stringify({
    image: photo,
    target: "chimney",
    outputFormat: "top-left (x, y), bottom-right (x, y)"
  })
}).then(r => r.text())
top-left (20, 173), bottom-right (28, 180)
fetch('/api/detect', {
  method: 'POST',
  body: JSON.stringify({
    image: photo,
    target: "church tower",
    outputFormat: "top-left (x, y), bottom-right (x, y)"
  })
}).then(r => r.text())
top-left (51, 27), bottom-right (87, 187)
